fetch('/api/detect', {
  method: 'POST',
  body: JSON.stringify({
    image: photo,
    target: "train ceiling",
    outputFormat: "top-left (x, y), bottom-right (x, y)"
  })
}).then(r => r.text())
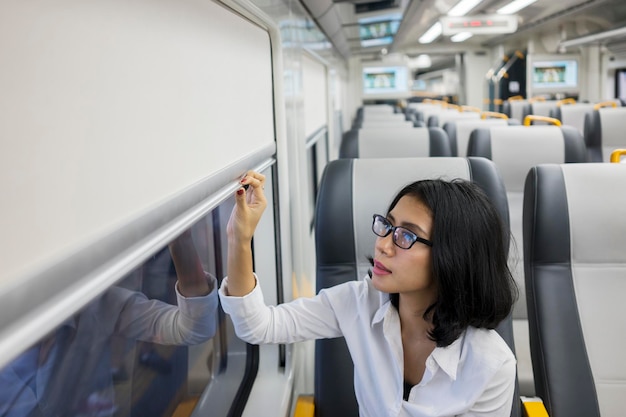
top-left (300, 0), bottom-right (626, 62)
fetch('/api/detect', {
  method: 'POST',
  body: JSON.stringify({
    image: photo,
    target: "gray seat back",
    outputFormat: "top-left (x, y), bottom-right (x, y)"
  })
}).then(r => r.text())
top-left (443, 118), bottom-right (508, 157)
top-left (427, 109), bottom-right (480, 128)
top-left (467, 125), bottom-right (587, 396)
top-left (528, 100), bottom-right (559, 124)
top-left (314, 157), bottom-right (520, 417)
top-left (523, 162), bottom-right (626, 417)
top-left (551, 103), bottom-right (595, 135)
top-left (339, 127), bottom-right (452, 158)
top-left (584, 107), bottom-right (626, 162)
top-left (503, 100), bottom-right (530, 123)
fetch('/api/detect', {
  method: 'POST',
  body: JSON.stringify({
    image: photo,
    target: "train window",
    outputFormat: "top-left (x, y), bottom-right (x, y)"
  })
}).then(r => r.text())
top-left (306, 128), bottom-right (329, 230)
top-left (615, 68), bottom-right (626, 103)
top-left (0, 185), bottom-right (271, 417)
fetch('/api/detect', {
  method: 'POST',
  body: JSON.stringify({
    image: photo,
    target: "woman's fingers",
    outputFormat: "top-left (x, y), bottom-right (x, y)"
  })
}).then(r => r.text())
top-left (240, 171), bottom-right (265, 193)
top-left (230, 171), bottom-right (267, 242)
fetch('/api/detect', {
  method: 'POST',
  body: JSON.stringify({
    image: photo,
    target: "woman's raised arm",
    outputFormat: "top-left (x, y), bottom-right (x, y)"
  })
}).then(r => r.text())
top-left (225, 171), bottom-right (267, 296)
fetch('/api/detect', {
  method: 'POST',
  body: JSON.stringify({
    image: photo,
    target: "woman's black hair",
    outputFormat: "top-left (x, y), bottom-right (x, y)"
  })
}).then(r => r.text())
top-left (370, 179), bottom-right (518, 347)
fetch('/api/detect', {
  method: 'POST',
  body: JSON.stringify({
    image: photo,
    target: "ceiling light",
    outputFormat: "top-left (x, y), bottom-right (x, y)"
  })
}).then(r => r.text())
top-left (496, 0), bottom-right (538, 15)
top-left (448, 0), bottom-right (484, 17)
top-left (419, 22), bottom-right (442, 44)
top-left (451, 32), bottom-right (473, 42)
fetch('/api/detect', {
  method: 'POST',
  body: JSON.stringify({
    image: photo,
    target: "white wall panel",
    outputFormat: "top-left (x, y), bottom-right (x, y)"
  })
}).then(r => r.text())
top-left (302, 53), bottom-right (328, 137)
top-left (0, 0), bottom-right (274, 284)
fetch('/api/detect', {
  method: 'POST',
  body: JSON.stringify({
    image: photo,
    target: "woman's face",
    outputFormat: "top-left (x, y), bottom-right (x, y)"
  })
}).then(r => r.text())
top-left (371, 195), bottom-right (434, 298)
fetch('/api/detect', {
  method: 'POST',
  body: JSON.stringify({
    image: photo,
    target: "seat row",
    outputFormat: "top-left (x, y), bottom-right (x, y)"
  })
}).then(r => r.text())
top-left (307, 155), bottom-right (626, 417)
top-left (345, 103), bottom-right (626, 163)
top-left (299, 103), bottom-right (626, 417)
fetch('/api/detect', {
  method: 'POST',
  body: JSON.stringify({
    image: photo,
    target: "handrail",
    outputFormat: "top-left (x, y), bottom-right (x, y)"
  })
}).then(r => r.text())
top-left (610, 149), bottom-right (626, 163)
top-left (508, 95), bottom-right (524, 101)
top-left (446, 104), bottom-right (461, 111)
top-left (594, 100), bottom-right (618, 110)
top-left (529, 96), bottom-right (546, 103)
top-left (523, 115), bottom-right (562, 126)
top-left (461, 105), bottom-right (481, 113)
top-left (557, 98), bottom-right (577, 106)
top-left (481, 111), bottom-right (509, 120)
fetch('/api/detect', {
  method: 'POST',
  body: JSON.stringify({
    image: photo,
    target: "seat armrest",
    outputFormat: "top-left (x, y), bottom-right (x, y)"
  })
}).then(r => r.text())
top-left (521, 396), bottom-right (549, 417)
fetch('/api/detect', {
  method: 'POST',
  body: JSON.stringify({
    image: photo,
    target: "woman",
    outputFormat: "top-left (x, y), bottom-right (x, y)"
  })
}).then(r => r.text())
top-left (219, 171), bottom-right (518, 416)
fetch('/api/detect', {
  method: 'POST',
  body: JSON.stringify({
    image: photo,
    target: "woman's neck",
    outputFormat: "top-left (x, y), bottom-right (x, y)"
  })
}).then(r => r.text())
top-left (397, 292), bottom-right (435, 339)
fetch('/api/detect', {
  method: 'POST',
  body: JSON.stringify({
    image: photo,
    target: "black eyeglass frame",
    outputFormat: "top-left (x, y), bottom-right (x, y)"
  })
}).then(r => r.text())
top-left (371, 214), bottom-right (433, 249)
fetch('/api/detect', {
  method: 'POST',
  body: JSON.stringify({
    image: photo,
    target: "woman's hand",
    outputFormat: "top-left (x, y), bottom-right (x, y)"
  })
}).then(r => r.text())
top-left (225, 171), bottom-right (267, 296)
top-left (227, 171), bottom-right (267, 244)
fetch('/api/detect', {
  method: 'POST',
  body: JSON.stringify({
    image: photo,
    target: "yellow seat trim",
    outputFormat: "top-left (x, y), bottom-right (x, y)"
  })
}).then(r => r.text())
top-left (557, 98), bottom-right (576, 106)
top-left (610, 149), bottom-right (626, 163)
top-left (523, 115), bottom-right (561, 126)
top-left (294, 395), bottom-right (315, 417)
top-left (521, 396), bottom-right (549, 417)
top-left (594, 100), bottom-right (618, 110)
top-left (481, 111), bottom-right (508, 120)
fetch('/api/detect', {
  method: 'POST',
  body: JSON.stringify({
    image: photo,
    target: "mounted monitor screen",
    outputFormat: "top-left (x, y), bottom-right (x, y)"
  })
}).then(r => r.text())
top-left (359, 13), bottom-right (401, 48)
top-left (530, 56), bottom-right (579, 94)
top-left (362, 66), bottom-right (409, 99)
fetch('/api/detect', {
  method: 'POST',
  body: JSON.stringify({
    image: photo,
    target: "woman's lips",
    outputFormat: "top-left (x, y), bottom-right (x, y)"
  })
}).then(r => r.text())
top-left (373, 260), bottom-right (391, 275)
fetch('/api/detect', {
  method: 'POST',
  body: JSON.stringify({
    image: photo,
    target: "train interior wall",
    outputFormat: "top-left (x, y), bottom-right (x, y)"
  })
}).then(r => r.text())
top-left (2, 0), bottom-right (626, 416)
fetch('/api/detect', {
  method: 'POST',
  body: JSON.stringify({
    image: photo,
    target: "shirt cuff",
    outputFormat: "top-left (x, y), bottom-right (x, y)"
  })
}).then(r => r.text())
top-left (175, 273), bottom-right (219, 319)
top-left (218, 274), bottom-right (265, 317)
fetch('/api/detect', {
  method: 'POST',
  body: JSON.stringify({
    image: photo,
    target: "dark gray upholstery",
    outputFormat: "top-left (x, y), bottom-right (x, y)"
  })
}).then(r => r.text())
top-left (444, 119), bottom-right (519, 157)
top-left (314, 157), bottom-right (520, 417)
top-left (523, 163), bottom-right (626, 417)
top-left (584, 110), bottom-right (602, 162)
top-left (338, 127), bottom-right (452, 158)
top-left (466, 125), bottom-right (588, 397)
top-left (583, 107), bottom-right (626, 162)
top-left (550, 103), bottom-right (595, 135)
top-left (339, 129), bottom-right (359, 159)
top-left (502, 100), bottom-right (530, 123)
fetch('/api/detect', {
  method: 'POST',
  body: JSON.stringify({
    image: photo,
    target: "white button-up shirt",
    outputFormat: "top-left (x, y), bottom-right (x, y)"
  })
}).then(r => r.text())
top-left (219, 275), bottom-right (516, 417)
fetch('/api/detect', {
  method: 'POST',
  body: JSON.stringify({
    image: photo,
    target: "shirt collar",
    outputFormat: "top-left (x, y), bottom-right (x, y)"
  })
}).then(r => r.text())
top-left (431, 330), bottom-right (465, 380)
top-left (372, 291), bottom-right (465, 382)
top-left (372, 291), bottom-right (392, 326)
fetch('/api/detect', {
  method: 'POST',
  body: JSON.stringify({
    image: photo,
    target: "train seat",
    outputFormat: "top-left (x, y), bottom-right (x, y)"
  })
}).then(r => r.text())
top-left (362, 104), bottom-right (395, 114)
top-left (407, 102), bottom-right (447, 126)
top-left (357, 118), bottom-right (415, 129)
top-left (583, 106), bottom-right (626, 162)
top-left (443, 118), bottom-right (509, 156)
top-left (339, 126), bottom-right (452, 158)
top-left (311, 156), bottom-right (522, 417)
top-left (354, 105), bottom-right (400, 128)
top-left (523, 162), bottom-right (626, 417)
top-left (550, 102), bottom-right (595, 135)
top-left (427, 108), bottom-right (480, 128)
top-left (467, 125), bottom-right (588, 397)
top-left (502, 99), bottom-right (530, 123)
top-left (526, 100), bottom-right (559, 124)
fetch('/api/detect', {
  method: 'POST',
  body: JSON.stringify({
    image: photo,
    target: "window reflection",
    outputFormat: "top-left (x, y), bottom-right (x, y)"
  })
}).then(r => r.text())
top-left (0, 217), bottom-right (222, 417)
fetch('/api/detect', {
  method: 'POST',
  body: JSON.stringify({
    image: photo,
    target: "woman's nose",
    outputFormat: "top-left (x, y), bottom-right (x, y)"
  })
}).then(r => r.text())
top-left (375, 233), bottom-right (395, 254)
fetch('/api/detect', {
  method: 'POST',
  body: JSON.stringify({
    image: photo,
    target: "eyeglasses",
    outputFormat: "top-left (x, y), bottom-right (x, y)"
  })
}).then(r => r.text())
top-left (372, 214), bottom-right (433, 249)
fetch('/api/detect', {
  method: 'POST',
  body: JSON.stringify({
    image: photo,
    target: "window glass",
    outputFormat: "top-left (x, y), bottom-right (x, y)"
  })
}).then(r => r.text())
top-left (307, 130), bottom-right (329, 230)
top-left (0, 196), bottom-right (249, 417)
